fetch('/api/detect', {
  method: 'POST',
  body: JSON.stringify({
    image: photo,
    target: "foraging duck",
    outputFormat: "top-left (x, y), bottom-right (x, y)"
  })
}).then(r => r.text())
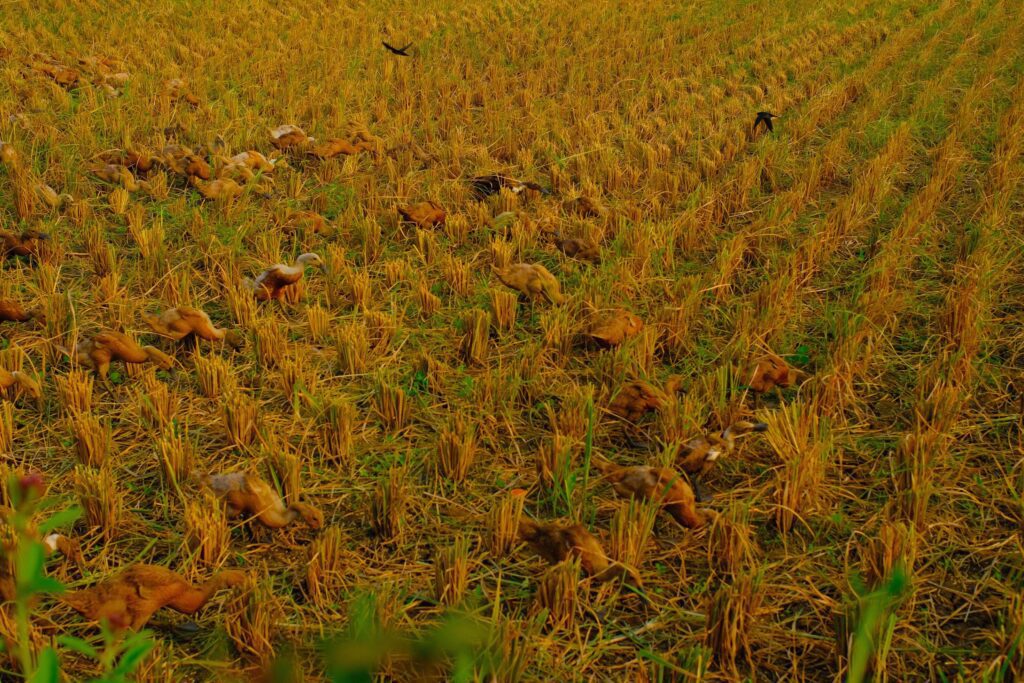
top-left (34, 183), bottom-right (74, 209)
top-left (1, 228), bottom-right (49, 259)
top-left (469, 175), bottom-right (549, 200)
top-left (143, 306), bottom-right (243, 349)
top-left (189, 176), bottom-right (247, 201)
top-left (594, 460), bottom-right (708, 529)
top-left (309, 138), bottom-right (373, 159)
top-left (608, 375), bottom-right (684, 422)
top-left (61, 564), bottom-right (247, 631)
top-left (228, 150), bottom-right (286, 173)
top-left (244, 253), bottom-right (325, 302)
top-left (0, 368), bottom-right (41, 402)
top-left (747, 353), bottom-right (804, 397)
top-left (33, 61), bottom-right (79, 89)
top-left (491, 263), bottom-right (565, 304)
top-left (164, 78), bottom-right (201, 107)
top-left (160, 145), bottom-right (212, 180)
top-left (518, 518), bottom-right (641, 585)
top-left (200, 472), bottom-right (323, 529)
top-left (676, 420), bottom-right (768, 501)
top-left (550, 232), bottom-right (600, 263)
top-left (588, 308), bottom-right (643, 347)
top-left (280, 210), bottom-right (332, 236)
top-left (564, 196), bottom-right (607, 219)
top-left (397, 201), bottom-right (446, 229)
top-left (92, 148), bottom-right (158, 174)
top-left (88, 163), bottom-right (144, 191)
top-left (269, 125), bottom-right (313, 150)
top-left (65, 331), bottom-right (175, 384)
top-left (0, 141), bottom-right (19, 168)
top-left (0, 299), bottom-right (43, 324)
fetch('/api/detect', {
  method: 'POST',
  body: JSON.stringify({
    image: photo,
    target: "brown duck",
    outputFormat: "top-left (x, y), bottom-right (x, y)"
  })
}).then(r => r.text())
top-left (746, 353), bottom-right (805, 398)
top-left (397, 201), bottom-right (446, 229)
top-left (551, 232), bottom-right (600, 263)
top-left (244, 253), bottom-right (325, 302)
top-left (608, 375), bottom-right (684, 422)
top-left (1, 228), bottom-right (50, 259)
top-left (143, 306), bottom-right (243, 349)
top-left (190, 176), bottom-right (247, 201)
top-left (588, 308), bottom-right (643, 347)
top-left (0, 299), bottom-right (43, 324)
top-left (594, 460), bottom-right (709, 529)
top-left (0, 368), bottom-right (41, 402)
top-left (61, 564), bottom-right (247, 631)
top-left (269, 125), bottom-right (313, 150)
top-left (491, 263), bottom-right (565, 304)
top-left (309, 138), bottom-right (373, 159)
top-left (676, 420), bottom-right (767, 501)
top-left (65, 331), bottom-right (174, 384)
top-left (518, 518), bottom-right (641, 585)
top-left (200, 472), bottom-right (323, 529)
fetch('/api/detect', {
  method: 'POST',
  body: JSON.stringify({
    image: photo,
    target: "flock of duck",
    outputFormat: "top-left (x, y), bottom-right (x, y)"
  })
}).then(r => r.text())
top-left (0, 108), bottom-right (798, 636)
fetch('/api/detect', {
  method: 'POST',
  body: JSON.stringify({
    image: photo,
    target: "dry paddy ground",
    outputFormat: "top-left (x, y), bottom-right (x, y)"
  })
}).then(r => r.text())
top-left (2, 0), bottom-right (1024, 680)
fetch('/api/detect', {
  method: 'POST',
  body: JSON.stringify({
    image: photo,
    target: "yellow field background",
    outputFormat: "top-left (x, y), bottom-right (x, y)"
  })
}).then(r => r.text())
top-left (2, 0), bottom-right (1024, 679)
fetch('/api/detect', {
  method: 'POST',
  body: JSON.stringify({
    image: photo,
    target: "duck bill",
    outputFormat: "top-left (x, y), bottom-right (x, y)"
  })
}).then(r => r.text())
top-left (752, 422), bottom-right (769, 432)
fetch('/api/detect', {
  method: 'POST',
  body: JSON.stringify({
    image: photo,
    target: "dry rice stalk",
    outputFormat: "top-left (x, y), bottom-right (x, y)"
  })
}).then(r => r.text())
top-left (225, 574), bottom-right (285, 665)
top-left (533, 558), bottom-right (580, 630)
top-left (319, 398), bottom-right (355, 469)
top-left (266, 436), bottom-right (302, 504)
top-left (707, 503), bottom-right (757, 577)
top-left (157, 423), bottom-right (194, 492)
top-left (607, 498), bottom-right (658, 571)
top-left (336, 323), bottom-right (369, 375)
top-left (460, 309), bottom-right (491, 365)
top-left (225, 282), bottom-right (258, 328)
top-left (221, 390), bottom-right (259, 448)
top-left (193, 348), bottom-right (234, 398)
top-left (306, 303), bottom-right (331, 343)
top-left (183, 492), bottom-right (230, 567)
top-left (371, 466), bottom-right (407, 542)
top-left (307, 526), bottom-right (348, 609)
top-left (69, 412), bottom-right (111, 467)
top-left (253, 319), bottom-right (287, 369)
top-left (74, 464), bottom-right (123, 542)
top-left (0, 403), bottom-right (13, 456)
top-left (550, 384), bottom-right (594, 440)
top-left (536, 434), bottom-right (574, 491)
top-left (762, 401), bottom-right (833, 533)
top-left (137, 370), bottom-right (175, 428)
top-left (489, 289), bottom-right (519, 334)
top-left (436, 414), bottom-right (477, 484)
top-left (416, 282), bottom-right (441, 318)
top-left (486, 490), bottom-right (526, 558)
top-left (373, 379), bottom-right (409, 433)
top-left (434, 534), bottom-right (473, 606)
top-left (705, 571), bottom-right (764, 675)
top-left (56, 369), bottom-right (93, 414)
top-left (861, 520), bottom-right (917, 589)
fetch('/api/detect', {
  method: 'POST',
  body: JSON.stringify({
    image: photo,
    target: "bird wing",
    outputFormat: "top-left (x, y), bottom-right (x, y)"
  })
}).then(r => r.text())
top-left (254, 264), bottom-right (296, 288)
top-left (398, 43), bottom-right (413, 52)
top-left (382, 41), bottom-right (397, 52)
top-left (765, 117), bottom-right (774, 132)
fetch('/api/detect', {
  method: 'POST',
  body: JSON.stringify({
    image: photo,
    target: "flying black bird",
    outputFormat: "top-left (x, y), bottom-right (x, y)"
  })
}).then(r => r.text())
top-left (754, 111), bottom-right (779, 133)
top-left (469, 174), bottom-right (550, 199)
top-left (382, 41), bottom-right (413, 57)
